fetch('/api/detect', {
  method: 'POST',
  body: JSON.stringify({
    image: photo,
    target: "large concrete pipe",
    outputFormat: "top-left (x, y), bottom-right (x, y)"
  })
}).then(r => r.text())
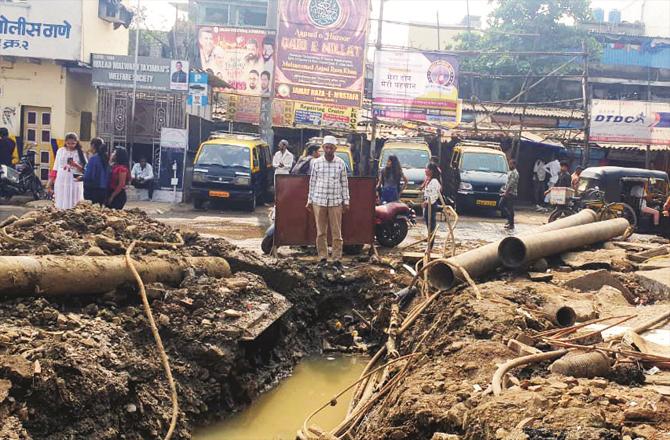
top-left (0, 255), bottom-right (231, 297)
top-left (498, 217), bottom-right (629, 269)
top-left (427, 209), bottom-right (598, 290)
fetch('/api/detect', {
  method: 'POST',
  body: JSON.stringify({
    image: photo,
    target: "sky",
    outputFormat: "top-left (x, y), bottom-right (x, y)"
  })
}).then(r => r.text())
top-left (131, 0), bottom-right (670, 38)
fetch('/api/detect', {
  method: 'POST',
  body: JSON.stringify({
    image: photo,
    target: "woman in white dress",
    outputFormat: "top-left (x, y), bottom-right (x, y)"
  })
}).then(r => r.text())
top-left (47, 132), bottom-right (86, 210)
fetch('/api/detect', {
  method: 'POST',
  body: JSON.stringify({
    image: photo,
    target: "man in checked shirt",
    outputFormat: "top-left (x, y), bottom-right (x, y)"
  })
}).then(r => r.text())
top-left (306, 135), bottom-right (350, 267)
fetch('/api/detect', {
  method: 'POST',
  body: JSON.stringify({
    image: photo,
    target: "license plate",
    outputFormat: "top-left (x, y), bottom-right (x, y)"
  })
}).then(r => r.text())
top-left (476, 199), bottom-right (497, 207)
top-left (209, 190), bottom-right (230, 198)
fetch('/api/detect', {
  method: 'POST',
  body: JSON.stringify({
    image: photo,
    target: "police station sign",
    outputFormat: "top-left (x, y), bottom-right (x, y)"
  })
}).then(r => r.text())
top-left (590, 99), bottom-right (670, 145)
top-left (0, 0), bottom-right (81, 60)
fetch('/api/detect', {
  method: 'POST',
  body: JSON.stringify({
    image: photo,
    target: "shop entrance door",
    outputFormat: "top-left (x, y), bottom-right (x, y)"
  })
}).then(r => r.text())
top-left (22, 106), bottom-right (52, 182)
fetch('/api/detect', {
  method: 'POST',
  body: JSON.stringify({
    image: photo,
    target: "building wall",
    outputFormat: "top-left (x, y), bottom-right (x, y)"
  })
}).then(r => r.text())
top-left (65, 71), bottom-right (98, 141)
top-left (81, 0), bottom-right (130, 63)
top-left (0, 59), bottom-right (67, 138)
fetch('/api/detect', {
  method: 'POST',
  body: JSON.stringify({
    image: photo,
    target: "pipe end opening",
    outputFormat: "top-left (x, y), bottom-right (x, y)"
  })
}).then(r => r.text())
top-left (499, 237), bottom-right (527, 268)
top-left (556, 306), bottom-right (577, 327)
top-left (427, 262), bottom-right (455, 290)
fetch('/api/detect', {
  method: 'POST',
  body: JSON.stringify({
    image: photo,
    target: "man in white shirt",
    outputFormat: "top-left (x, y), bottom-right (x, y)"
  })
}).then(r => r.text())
top-left (131, 157), bottom-right (155, 200)
top-left (533, 158), bottom-right (547, 209)
top-left (543, 156), bottom-right (561, 203)
top-left (272, 139), bottom-right (294, 175)
top-left (306, 136), bottom-right (350, 267)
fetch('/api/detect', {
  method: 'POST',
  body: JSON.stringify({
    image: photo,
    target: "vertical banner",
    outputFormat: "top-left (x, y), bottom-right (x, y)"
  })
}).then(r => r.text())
top-left (275, 0), bottom-right (370, 107)
top-left (373, 50), bottom-right (461, 127)
top-left (197, 27), bottom-right (275, 97)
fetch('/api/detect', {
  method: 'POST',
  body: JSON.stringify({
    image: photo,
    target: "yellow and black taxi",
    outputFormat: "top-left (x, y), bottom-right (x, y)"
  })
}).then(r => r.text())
top-left (378, 138), bottom-right (432, 207)
top-left (304, 137), bottom-right (355, 175)
top-left (445, 140), bottom-right (509, 212)
top-left (191, 133), bottom-right (273, 211)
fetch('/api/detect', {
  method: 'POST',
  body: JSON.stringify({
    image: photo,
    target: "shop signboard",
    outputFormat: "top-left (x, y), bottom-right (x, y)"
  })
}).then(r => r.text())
top-left (373, 50), bottom-right (461, 127)
top-left (92, 54), bottom-right (171, 91)
top-left (0, 0), bottom-right (82, 61)
top-left (293, 102), bottom-right (358, 130)
top-left (214, 93), bottom-right (294, 127)
top-left (590, 99), bottom-right (670, 145)
top-left (197, 26), bottom-right (275, 97)
top-left (274, 0), bottom-right (370, 107)
top-left (188, 72), bottom-right (208, 107)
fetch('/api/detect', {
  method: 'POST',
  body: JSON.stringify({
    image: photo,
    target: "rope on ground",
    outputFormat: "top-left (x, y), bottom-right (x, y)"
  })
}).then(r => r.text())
top-left (492, 349), bottom-right (569, 396)
top-left (0, 225), bottom-right (31, 244)
top-left (448, 260), bottom-right (482, 300)
top-left (125, 240), bottom-right (179, 440)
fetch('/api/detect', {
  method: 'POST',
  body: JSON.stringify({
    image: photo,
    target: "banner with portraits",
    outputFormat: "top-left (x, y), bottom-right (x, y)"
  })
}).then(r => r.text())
top-left (197, 26), bottom-right (275, 98)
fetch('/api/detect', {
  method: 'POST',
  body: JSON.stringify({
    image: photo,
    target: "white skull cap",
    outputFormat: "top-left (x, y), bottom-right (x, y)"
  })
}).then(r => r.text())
top-left (323, 135), bottom-right (337, 146)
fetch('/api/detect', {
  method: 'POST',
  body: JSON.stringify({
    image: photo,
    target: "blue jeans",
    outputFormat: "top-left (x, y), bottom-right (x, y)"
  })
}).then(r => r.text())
top-left (381, 186), bottom-right (399, 203)
top-left (424, 202), bottom-right (438, 234)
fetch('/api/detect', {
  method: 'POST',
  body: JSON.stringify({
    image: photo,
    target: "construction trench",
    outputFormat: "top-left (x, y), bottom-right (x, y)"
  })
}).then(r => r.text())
top-left (0, 205), bottom-right (669, 439)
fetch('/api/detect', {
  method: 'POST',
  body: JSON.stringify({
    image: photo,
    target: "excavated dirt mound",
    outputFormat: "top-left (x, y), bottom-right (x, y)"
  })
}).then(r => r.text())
top-left (0, 204), bottom-right (406, 439)
top-left (353, 277), bottom-right (670, 440)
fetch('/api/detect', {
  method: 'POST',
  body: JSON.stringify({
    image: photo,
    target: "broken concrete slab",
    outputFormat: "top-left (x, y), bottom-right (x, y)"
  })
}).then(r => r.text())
top-left (563, 269), bottom-right (634, 303)
top-left (594, 285), bottom-right (631, 310)
top-left (561, 249), bottom-right (627, 269)
top-left (637, 257), bottom-right (670, 271)
top-left (528, 272), bottom-right (553, 282)
top-left (0, 355), bottom-right (33, 380)
top-left (636, 268), bottom-right (670, 300)
top-left (628, 246), bottom-right (669, 263)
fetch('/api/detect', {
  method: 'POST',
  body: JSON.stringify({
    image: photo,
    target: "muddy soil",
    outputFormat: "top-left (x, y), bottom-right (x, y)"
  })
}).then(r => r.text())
top-left (0, 204), bottom-right (406, 439)
top-left (352, 266), bottom-right (670, 439)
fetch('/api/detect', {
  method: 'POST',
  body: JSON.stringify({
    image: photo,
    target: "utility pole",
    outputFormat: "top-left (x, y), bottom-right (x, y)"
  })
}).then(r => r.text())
top-left (581, 40), bottom-right (591, 168)
top-left (369, 0), bottom-right (384, 170)
top-left (129, 0), bottom-right (141, 159)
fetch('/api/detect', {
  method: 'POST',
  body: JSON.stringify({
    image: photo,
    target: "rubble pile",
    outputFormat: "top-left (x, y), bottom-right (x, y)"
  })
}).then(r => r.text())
top-left (0, 205), bottom-right (401, 439)
top-left (350, 241), bottom-right (670, 440)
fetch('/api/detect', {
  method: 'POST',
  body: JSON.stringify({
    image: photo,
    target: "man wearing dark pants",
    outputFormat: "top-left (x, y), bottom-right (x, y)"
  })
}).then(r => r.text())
top-left (306, 136), bottom-right (350, 268)
top-left (131, 157), bottom-right (155, 200)
top-left (500, 159), bottom-right (519, 230)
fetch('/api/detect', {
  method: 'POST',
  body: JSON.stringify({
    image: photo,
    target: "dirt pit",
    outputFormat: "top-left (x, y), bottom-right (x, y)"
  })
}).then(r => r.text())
top-left (0, 204), bottom-right (407, 439)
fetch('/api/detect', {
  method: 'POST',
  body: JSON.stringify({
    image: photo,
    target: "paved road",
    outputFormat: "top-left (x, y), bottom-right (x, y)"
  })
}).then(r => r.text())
top-left (154, 204), bottom-right (551, 253)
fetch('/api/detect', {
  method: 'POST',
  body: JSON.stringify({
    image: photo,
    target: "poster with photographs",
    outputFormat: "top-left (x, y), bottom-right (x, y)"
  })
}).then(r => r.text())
top-left (170, 59), bottom-right (190, 91)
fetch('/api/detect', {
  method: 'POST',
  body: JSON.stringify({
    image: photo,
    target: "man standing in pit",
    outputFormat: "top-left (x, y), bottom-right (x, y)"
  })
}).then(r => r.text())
top-left (306, 135), bottom-right (350, 268)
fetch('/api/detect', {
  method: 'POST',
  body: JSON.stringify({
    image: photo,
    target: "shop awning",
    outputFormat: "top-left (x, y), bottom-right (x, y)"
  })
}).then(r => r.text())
top-left (597, 143), bottom-right (670, 152)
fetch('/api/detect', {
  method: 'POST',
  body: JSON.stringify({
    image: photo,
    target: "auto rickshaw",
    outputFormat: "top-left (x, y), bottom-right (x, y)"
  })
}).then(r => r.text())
top-left (576, 166), bottom-right (670, 234)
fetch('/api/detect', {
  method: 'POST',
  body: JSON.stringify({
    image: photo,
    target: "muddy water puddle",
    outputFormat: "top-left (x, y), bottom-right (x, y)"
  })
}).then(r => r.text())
top-left (195, 356), bottom-right (367, 440)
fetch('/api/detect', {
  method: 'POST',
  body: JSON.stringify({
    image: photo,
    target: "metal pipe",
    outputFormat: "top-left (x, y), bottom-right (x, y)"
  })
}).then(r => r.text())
top-left (427, 209), bottom-right (598, 290)
top-left (498, 217), bottom-right (629, 269)
top-left (542, 302), bottom-right (577, 327)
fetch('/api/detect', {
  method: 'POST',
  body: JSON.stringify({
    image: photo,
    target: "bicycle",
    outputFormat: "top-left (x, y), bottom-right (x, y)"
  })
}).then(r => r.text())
top-left (548, 188), bottom-right (638, 229)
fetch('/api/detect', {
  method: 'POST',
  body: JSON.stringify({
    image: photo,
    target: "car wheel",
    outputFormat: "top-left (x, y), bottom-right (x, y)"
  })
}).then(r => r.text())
top-left (193, 198), bottom-right (205, 210)
top-left (261, 233), bottom-right (274, 255)
top-left (245, 193), bottom-right (257, 212)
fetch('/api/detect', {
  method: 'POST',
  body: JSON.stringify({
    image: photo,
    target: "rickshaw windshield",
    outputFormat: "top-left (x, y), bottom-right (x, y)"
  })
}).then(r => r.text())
top-left (577, 177), bottom-right (600, 193)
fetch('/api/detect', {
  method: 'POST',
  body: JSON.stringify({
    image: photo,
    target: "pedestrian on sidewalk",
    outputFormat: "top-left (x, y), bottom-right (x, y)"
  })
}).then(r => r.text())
top-left (273, 139), bottom-right (294, 175)
top-left (291, 144), bottom-right (320, 175)
top-left (107, 147), bottom-right (130, 210)
top-left (83, 138), bottom-right (110, 206)
top-left (532, 157), bottom-right (547, 210)
top-left (48, 132), bottom-right (86, 210)
top-left (377, 155), bottom-right (407, 203)
top-left (556, 161), bottom-right (572, 188)
top-left (0, 128), bottom-right (15, 167)
top-left (306, 135), bottom-right (349, 267)
top-left (500, 159), bottom-right (519, 230)
top-left (423, 163), bottom-right (442, 235)
top-left (130, 157), bottom-right (155, 200)
top-left (571, 166), bottom-right (583, 190)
